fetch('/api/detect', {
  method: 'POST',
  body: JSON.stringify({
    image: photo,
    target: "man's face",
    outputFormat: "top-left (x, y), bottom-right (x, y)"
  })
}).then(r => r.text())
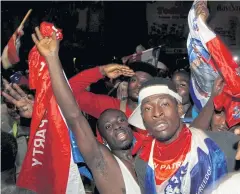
top-left (172, 73), bottom-right (190, 105)
top-left (98, 110), bottom-right (133, 150)
top-left (210, 110), bottom-right (229, 132)
top-left (128, 71), bottom-right (152, 102)
top-left (141, 94), bottom-right (182, 143)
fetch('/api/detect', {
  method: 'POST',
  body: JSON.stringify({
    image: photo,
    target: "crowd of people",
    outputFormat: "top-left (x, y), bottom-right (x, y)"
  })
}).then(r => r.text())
top-left (1, 1), bottom-right (240, 194)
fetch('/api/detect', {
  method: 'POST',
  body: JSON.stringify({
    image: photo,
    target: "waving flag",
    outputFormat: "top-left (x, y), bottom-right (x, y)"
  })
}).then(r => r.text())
top-left (1, 10), bottom-right (32, 69)
top-left (187, 0), bottom-right (240, 127)
top-left (17, 22), bottom-right (84, 194)
top-left (122, 46), bottom-right (161, 67)
top-left (144, 127), bottom-right (227, 194)
top-left (1, 26), bottom-right (24, 69)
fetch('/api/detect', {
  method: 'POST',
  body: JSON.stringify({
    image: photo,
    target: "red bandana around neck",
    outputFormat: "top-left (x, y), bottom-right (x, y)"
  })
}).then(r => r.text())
top-left (139, 125), bottom-right (192, 185)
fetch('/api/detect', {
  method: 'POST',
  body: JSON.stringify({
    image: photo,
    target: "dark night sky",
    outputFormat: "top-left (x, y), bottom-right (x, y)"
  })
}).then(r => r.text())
top-left (1, 1), bottom-right (151, 77)
top-left (1, 1), bottom-right (148, 55)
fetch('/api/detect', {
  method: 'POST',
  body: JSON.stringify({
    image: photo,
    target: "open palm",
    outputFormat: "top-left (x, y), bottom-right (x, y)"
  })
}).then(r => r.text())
top-left (2, 79), bottom-right (34, 119)
top-left (32, 27), bottom-right (60, 57)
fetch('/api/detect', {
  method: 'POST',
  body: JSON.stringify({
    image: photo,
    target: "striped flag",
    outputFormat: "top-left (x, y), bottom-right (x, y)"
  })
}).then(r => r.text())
top-left (144, 127), bottom-right (227, 193)
top-left (122, 47), bottom-right (161, 67)
top-left (1, 26), bottom-right (24, 69)
top-left (187, 0), bottom-right (240, 127)
top-left (17, 22), bottom-right (84, 194)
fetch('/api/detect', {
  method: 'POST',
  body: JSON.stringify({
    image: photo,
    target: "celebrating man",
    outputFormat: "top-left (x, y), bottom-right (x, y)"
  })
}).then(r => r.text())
top-left (31, 26), bottom-right (141, 194)
top-left (69, 56), bottom-right (157, 136)
top-left (128, 77), bottom-right (227, 193)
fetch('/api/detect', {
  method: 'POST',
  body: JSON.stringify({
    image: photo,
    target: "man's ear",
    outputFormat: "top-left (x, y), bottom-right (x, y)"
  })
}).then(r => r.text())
top-left (177, 103), bottom-right (185, 117)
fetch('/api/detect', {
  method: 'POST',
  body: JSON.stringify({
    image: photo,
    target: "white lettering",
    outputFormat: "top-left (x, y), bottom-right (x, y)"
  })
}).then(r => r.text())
top-left (39, 120), bottom-right (48, 128)
top-left (197, 166), bottom-right (212, 194)
top-left (171, 176), bottom-right (179, 184)
top-left (154, 163), bottom-right (159, 169)
top-left (35, 129), bottom-right (46, 139)
top-left (34, 138), bottom-right (45, 148)
top-left (160, 165), bottom-right (166, 170)
top-left (38, 62), bottom-right (46, 76)
top-left (31, 120), bottom-right (48, 167)
top-left (166, 165), bottom-right (171, 170)
top-left (157, 162), bottom-right (182, 170)
top-left (32, 158), bottom-right (42, 166)
top-left (33, 147), bottom-right (44, 156)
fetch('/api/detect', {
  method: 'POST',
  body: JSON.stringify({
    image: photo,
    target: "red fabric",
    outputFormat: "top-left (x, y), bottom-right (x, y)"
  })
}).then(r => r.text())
top-left (2, 28), bottom-right (23, 69)
top-left (139, 125), bottom-right (192, 184)
top-left (7, 32), bottom-right (20, 64)
top-left (206, 36), bottom-right (240, 127)
top-left (19, 76), bottom-right (29, 86)
top-left (17, 22), bottom-right (69, 194)
top-left (69, 67), bottom-right (121, 118)
top-left (69, 67), bottom-right (147, 152)
top-left (214, 92), bottom-right (240, 128)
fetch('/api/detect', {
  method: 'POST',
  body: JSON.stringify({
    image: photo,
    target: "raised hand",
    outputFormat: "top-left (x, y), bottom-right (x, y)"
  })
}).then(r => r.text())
top-left (100, 64), bottom-right (135, 79)
top-left (195, 1), bottom-right (209, 23)
top-left (211, 76), bottom-right (225, 98)
top-left (2, 79), bottom-right (34, 118)
top-left (32, 26), bottom-right (60, 57)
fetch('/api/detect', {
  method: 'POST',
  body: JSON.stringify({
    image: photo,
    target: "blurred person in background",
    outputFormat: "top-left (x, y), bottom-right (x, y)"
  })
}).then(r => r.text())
top-left (1, 131), bottom-right (35, 194)
top-left (1, 131), bottom-right (18, 194)
top-left (172, 69), bottom-right (198, 119)
top-left (2, 78), bottom-right (34, 178)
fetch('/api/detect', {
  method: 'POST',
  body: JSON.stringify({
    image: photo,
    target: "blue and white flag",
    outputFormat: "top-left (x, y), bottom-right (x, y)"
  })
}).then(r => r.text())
top-left (187, 0), bottom-right (240, 127)
top-left (145, 127), bottom-right (227, 194)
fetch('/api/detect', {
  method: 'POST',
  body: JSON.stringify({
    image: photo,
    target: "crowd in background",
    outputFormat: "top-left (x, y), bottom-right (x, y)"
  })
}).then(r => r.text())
top-left (1, 1), bottom-right (240, 194)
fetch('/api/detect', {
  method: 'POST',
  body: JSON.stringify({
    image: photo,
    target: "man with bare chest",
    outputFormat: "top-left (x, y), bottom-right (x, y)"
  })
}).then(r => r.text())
top-left (31, 26), bottom-right (141, 194)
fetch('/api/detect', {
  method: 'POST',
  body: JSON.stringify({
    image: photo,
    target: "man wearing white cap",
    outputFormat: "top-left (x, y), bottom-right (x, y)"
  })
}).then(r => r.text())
top-left (128, 77), bottom-right (227, 194)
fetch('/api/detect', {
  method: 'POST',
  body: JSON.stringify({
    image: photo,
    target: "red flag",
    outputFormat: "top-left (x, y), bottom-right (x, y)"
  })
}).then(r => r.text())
top-left (1, 27), bottom-right (24, 69)
top-left (206, 37), bottom-right (240, 127)
top-left (17, 22), bottom-right (82, 194)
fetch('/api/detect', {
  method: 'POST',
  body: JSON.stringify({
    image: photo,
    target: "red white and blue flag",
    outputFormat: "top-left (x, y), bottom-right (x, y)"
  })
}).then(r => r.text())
top-left (187, 0), bottom-right (240, 127)
top-left (144, 127), bottom-right (227, 194)
top-left (1, 26), bottom-right (24, 69)
top-left (122, 47), bottom-right (161, 67)
top-left (17, 22), bottom-right (84, 194)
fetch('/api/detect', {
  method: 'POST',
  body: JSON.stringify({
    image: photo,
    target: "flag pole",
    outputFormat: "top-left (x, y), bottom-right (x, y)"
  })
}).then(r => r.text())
top-left (19, 9), bottom-right (32, 28)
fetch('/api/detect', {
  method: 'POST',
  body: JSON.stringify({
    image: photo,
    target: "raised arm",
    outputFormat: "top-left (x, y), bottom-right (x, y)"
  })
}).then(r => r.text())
top-left (191, 76), bottom-right (224, 130)
top-left (31, 27), bottom-right (133, 193)
top-left (69, 63), bottom-right (134, 118)
top-left (31, 27), bottom-right (100, 167)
